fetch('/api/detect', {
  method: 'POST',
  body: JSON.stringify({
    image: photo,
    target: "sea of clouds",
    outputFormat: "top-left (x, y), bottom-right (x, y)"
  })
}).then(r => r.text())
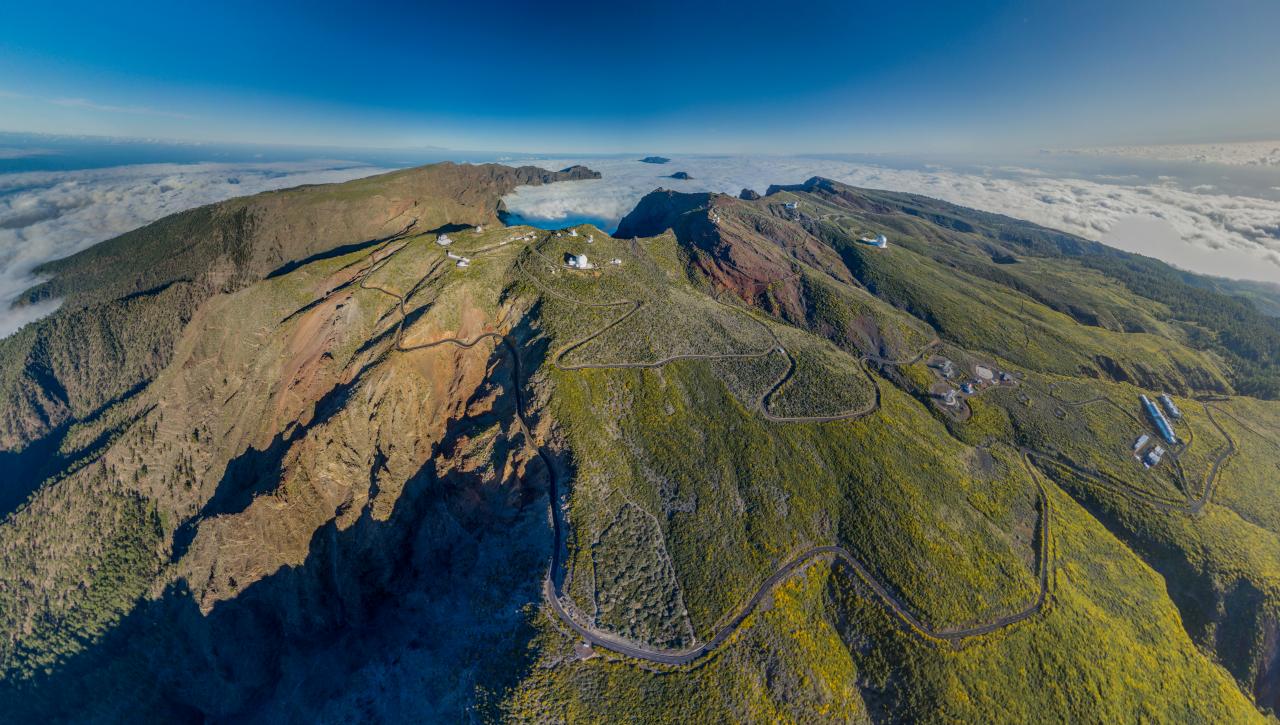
top-left (0, 160), bottom-right (389, 337)
top-left (501, 156), bottom-right (1280, 284)
top-left (1065, 140), bottom-right (1280, 167)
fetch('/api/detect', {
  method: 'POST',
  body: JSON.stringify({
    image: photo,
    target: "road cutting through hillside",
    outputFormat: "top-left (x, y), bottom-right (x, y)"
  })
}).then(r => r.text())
top-left (1023, 383), bottom-right (1237, 517)
top-left (353, 233), bottom-right (1053, 665)
top-left (544, 452), bottom-right (1051, 664)
top-left (518, 244), bottom-right (897, 424)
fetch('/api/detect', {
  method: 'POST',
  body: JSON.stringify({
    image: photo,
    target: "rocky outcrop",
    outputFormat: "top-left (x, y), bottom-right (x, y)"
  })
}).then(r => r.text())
top-left (668, 171), bottom-right (692, 180)
top-left (617, 189), bottom-right (850, 301)
top-left (615, 188), bottom-right (712, 240)
top-left (614, 188), bottom-right (928, 360)
top-left (739, 188), bottom-right (761, 200)
top-left (639, 156), bottom-right (670, 164)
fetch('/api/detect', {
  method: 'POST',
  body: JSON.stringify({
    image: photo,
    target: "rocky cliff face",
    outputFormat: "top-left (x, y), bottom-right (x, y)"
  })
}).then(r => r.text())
top-left (0, 222), bottom-right (554, 720)
top-left (615, 186), bottom-right (929, 361)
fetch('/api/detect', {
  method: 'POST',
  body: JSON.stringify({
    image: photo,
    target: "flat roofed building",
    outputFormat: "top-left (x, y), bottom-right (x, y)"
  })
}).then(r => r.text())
top-left (1140, 395), bottom-right (1178, 444)
top-left (1159, 394), bottom-right (1182, 419)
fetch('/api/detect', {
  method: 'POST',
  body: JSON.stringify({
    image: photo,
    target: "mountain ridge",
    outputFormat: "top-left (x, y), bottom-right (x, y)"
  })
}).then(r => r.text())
top-left (0, 162), bottom-right (597, 490)
top-left (1, 168), bottom-right (1277, 722)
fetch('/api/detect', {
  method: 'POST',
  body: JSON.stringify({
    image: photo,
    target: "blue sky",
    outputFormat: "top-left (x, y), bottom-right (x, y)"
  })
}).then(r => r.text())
top-left (1, 0), bottom-right (1278, 153)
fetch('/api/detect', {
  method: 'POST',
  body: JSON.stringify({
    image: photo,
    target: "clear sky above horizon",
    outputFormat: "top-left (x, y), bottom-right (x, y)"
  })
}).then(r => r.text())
top-left (1, 0), bottom-right (1277, 154)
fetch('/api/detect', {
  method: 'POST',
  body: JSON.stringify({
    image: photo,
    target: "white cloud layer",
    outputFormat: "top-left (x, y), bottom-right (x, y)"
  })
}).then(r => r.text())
top-left (0, 160), bottom-right (388, 337)
top-left (1065, 141), bottom-right (1280, 167)
top-left (501, 156), bottom-right (1280, 284)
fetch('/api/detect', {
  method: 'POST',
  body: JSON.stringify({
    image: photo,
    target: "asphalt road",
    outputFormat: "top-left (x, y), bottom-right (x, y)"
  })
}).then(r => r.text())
top-left (543, 452), bottom-right (1051, 663)
top-left (523, 250), bottom-right (904, 424)
top-left (366, 233), bottom-right (1053, 665)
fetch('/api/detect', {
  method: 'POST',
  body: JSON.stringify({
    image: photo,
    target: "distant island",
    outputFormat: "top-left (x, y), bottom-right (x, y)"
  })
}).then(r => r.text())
top-left (639, 156), bottom-right (670, 164)
top-left (668, 171), bottom-right (691, 180)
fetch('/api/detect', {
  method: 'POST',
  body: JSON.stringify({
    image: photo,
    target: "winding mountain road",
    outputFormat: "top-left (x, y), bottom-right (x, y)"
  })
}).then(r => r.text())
top-left (519, 248), bottom-right (888, 424)
top-left (545, 452), bottom-right (1052, 663)
top-left (357, 232), bottom-right (1053, 665)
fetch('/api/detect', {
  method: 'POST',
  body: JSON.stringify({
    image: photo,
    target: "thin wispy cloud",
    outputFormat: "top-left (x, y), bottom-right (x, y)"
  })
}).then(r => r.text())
top-left (1, 89), bottom-right (195, 121)
top-left (0, 148), bottom-right (53, 160)
top-left (49, 96), bottom-right (195, 120)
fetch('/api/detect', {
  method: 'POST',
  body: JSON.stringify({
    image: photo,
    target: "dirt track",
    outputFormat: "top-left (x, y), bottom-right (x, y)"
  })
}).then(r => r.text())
top-left (1023, 383), bottom-right (1236, 517)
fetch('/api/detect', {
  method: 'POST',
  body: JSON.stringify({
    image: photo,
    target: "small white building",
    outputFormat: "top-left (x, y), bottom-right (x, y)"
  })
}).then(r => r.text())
top-left (1144, 445), bottom-right (1166, 468)
top-left (586, 235), bottom-right (594, 244)
top-left (610, 258), bottom-right (623, 266)
top-left (456, 258), bottom-right (470, 268)
top-left (447, 251), bottom-right (462, 260)
top-left (569, 229), bottom-right (578, 237)
top-left (932, 359), bottom-right (956, 378)
top-left (1133, 433), bottom-right (1150, 452)
top-left (859, 234), bottom-right (888, 248)
top-left (565, 252), bottom-right (590, 269)
top-left (784, 201), bottom-right (798, 210)
top-left (436, 234), bottom-right (453, 246)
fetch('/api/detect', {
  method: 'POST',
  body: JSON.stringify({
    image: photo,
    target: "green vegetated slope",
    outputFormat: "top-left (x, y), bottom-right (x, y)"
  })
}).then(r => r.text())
top-left (507, 484), bottom-right (1258, 723)
top-left (519, 231), bottom-right (1038, 634)
top-left (1, 169), bottom-right (1278, 722)
top-left (954, 372), bottom-right (1280, 702)
top-left (508, 180), bottom-right (1279, 720)
top-left (798, 179), bottom-right (1280, 398)
top-left (1211, 398), bottom-right (1280, 533)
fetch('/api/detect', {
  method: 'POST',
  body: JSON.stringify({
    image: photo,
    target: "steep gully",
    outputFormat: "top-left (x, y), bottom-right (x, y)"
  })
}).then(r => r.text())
top-left (352, 231), bottom-right (1053, 665)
